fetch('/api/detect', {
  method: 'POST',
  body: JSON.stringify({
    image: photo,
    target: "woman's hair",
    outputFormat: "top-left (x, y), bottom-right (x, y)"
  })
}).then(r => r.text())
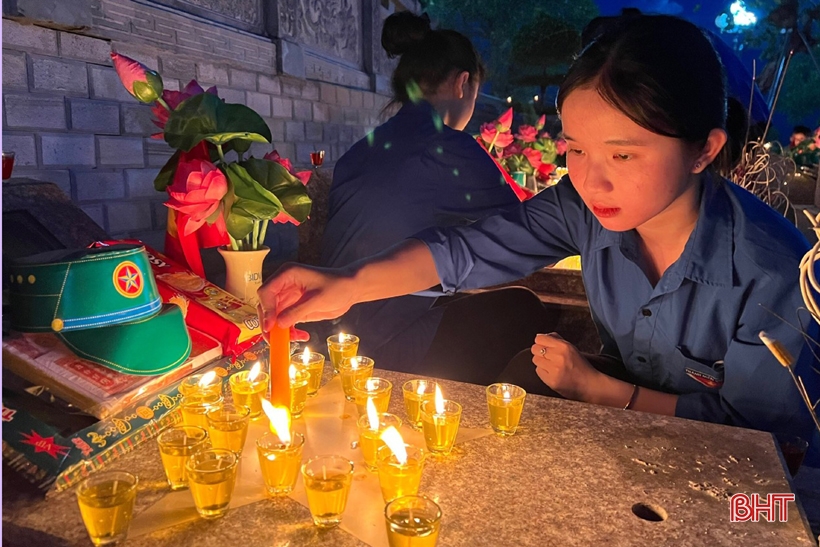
top-left (557, 15), bottom-right (742, 172)
top-left (382, 12), bottom-right (485, 106)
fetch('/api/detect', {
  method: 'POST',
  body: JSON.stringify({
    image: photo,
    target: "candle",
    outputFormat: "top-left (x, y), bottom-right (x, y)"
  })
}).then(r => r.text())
top-left (257, 400), bottom-right (304, 496)
top-left (156, 425), bottom-right (209, 491)
top-left (384, 495), bottom-right (442, 547)
top-left (326, 333), bottom-right (359, 374)
top-left (180, 392), bottom-right (223, 430)
top-left (339, 356), bottom-right (375, 401)
top-left (420, 385), bottom-right (461, 456)
top-left (301, 455), bottom-right (355, 529)
top-left (185, 448), bottom-right (239, 519)
top-left (290, 348), bottom-right (325, 397)
top-left (376, 427), bottom-right (425, 503)
top-left (179, 371), bottom-right (222, 397)
top-left (289, 365), bottom-right (310, 418)
top-left (353, 377), bottom-right (392, 416)
top-left (402, 379), bottom-right (438, 430)
top-left (486, 383), bottom-right (526, 437)
top-left (267, 325), bottom-right (290, 407)
top-left (357, 398), bottom-right (403, 471)
top-left (206, 403), bottom-right (251, 455)
top-left (229, 362), bottom-right (268, 419)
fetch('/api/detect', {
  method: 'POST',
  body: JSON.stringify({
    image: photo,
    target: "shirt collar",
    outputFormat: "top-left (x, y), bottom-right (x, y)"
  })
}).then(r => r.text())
top-left (588, 174), bottom-right (735, 287)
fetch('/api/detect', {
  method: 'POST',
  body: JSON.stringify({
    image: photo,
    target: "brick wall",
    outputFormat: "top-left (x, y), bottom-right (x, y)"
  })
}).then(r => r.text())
top-left (2, 6), bottom-right (391, 252)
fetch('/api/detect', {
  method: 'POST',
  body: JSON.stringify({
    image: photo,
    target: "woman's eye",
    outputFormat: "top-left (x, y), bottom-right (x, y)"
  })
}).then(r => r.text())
top-left (568, 149), bottom-right (584, 156)
top-left (614, 153), bottom-right (631, 161)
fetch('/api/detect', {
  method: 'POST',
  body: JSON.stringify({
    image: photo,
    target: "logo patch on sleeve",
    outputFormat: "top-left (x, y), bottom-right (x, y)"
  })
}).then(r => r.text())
top-left (685, 367), bottom-right (724, 389)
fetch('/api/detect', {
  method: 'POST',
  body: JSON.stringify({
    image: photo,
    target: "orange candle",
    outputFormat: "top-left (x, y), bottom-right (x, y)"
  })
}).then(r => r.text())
top-left (267, 325), bottom-right (291, 407)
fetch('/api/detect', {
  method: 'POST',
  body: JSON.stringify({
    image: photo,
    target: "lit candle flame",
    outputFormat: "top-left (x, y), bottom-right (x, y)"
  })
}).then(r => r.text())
top-left (261, 399), bottom-right (291, 445)
top-left (417, 380), bottom-right (427, 396)
top-left (380, 426), bottom-right (407, 465)
top-left (289, 364), bottom-right (297, 381)
top-left (198, 370), bottom-right (217, 387)
top-left (366, 397), bottom-right (379, 431)
top-left (248, 361), bottom-right (261, 382)
top-left (366, 378), bottom-right (379, 391)
top-left (302, 347), bottom-right (310, 365)
top-left (434, 384), bottom-right (445, 414)
top-left (339, 332), bottom-right (346, 342)
top-left (503, 388), bottom-right (511, 400)
top-left (350, 356), bottom-right (359, 369)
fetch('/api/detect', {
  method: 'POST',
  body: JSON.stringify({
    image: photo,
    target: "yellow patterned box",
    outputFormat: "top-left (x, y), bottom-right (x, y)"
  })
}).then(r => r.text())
top-left (2, 341), bottom-right (268, 494)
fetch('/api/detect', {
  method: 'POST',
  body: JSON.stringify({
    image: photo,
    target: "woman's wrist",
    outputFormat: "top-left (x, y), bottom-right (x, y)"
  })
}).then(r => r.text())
top-left (584, 373), bottom-right (635, 408)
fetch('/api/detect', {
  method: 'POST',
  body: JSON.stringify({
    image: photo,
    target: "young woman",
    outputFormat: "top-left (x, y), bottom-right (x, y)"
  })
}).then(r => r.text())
top-left (260, 16), bottom-right (819, 458)
top-left (314, 11), bottom-right (526, 373)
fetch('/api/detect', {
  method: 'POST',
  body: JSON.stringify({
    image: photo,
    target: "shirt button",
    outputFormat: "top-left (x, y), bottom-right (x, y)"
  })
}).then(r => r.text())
top-left (641, 308), bottom-right (652, 317)
top-left (637, 356), bottom-right (647, 363)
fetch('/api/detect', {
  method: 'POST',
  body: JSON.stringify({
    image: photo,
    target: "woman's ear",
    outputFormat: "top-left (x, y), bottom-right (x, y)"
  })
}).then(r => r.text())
top-left (692, 128), bottom-right (728, 173)
top-left (453, 71), bottom-right (470, 99)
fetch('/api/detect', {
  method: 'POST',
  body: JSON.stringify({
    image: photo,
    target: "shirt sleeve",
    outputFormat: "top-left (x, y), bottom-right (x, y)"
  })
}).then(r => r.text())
top-left (414, 178), bottom-right (590, 293)
top-left (675, 272), bottom-right (820, 443)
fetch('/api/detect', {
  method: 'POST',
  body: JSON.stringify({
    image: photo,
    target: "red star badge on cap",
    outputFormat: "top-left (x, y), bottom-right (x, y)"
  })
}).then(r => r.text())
top-left (113, 261), bottom-right (144, 298)
top-left (20, 430), bottom-right (71, 459)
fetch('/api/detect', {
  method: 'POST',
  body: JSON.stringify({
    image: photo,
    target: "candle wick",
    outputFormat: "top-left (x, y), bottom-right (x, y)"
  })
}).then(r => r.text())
top-left (409, 506), bottom-right (414, 524)
top-left (322, 464), bottom-right (327, 481)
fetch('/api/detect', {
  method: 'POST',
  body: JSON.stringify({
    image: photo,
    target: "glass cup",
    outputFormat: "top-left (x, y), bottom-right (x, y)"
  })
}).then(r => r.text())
top-left (156, 425), bottom-right (209, 490)
top-left (186, 448), bottom-right (239, 519)
top-left (229, 370), bottom-right (269, 419)
top-left (385, 495), bottom-right (442, 547)
top-left (339, 356), bottom-right (375, 401)
top-left (179, 373), bottom-right (223, 397)
top-left (76, 471), bottom-right (138, 546)
top-left (2, 152), bottom-right (15, 180)
top-left (180, 392), bottom-right (223, 430)
top-left (206, 403), bottom-right (250, 455)
top-left (326, 333), bottom-right (359, 374)
top-left (779, 436), bottom-right (809, 477)
top-left (420, 399), bottom-right (462, 456)
top-left (353, 377), bottom-right (392, 416)
top-left (376, 443), bottom-right (426, 503)
top-left (289, 367), bottom-right (310, 418)
top-left (301, 454), bottom-right (355, 528)
top-left (402, 380), bottom-right (438, 430)
top-left (290, 351), bottom-right (325, 396)
top-left (486, 383), bottom-right (527, 437)
top-left (357, 412), bottom-right (403, 471)
top-left (256, 432), bottom-right (305, 496)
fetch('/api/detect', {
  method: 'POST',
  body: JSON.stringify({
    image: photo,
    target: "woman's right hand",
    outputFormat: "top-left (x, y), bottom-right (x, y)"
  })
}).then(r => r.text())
top-left (256, 263), bottom-right (358, 333)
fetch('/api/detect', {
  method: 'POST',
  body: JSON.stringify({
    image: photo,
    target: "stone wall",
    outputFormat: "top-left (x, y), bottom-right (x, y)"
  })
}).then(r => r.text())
top-left (2, 0), bottom-right (417, 251)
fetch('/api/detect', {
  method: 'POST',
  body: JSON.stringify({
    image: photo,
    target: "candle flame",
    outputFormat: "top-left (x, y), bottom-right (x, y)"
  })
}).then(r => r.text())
top-left (261, 399), bottom-right (291, 445)
top-left (302, 347), bottom-right (310, 365)
top-left (350, 356), bottom-right (359, 369)
top-left (366, 378), bottom-right (379, 391)
top-left (289, 364), bottom-right (297, 381)
top-left (417, 380), bottom-right (427, 396)
top-left (503, 388), bottom-right (511, 400)
top-left (248, 361), bottom-right (261, 382)
top-left (380, 426), bottom-right (407, 465)
top-left (434, 384), bottom-right (445, 414)
top-left (339, 332), bottom-right (346, 342)
top-left (198, 371), bottom-right (217, 387)
top-left (366, 397), bottom-right (379, 431)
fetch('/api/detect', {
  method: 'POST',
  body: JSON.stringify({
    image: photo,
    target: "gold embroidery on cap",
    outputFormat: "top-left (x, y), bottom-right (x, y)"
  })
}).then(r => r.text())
top-left (16, 275), bottom-right (23, 284)
top-left (51, 318), bottom-right (64, 332)
top-left (28, 275), bottom-right (36, 284)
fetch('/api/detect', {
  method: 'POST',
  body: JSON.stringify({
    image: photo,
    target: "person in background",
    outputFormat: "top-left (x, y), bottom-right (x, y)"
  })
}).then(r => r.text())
top-left (313, 11), bottom-right (536, 376)
top-left (260, 16), bottom-right (819, 465)
top-left (790, 125), bottom-right (812, 148)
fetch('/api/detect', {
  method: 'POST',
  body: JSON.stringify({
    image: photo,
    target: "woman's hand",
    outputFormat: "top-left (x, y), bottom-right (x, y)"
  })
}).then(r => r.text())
top-left (531, 333), bottom-right (605, 401)
top-left (256, 263), bottom-right (357, 334)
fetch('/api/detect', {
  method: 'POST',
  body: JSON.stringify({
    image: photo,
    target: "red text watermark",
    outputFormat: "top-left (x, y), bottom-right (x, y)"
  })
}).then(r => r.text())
top-left (730, 493), bottom-right (795, 522)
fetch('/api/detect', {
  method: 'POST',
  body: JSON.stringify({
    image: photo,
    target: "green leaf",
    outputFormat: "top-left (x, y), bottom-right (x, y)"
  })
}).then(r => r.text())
top-left (154, 150), bottom-right (181, 191)
top-left (232, 197), bottom-right (281, 220)
top-left (164, 93), bottom-right (273, 152)
top-left (226, 211), bottom-right (254, 240)
top-left (240, 158), bottom-right (312, 223)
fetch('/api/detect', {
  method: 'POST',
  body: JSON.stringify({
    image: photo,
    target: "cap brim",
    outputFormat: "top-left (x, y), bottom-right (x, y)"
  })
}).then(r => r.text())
top-left (58, 304), bottom-right (191, 375)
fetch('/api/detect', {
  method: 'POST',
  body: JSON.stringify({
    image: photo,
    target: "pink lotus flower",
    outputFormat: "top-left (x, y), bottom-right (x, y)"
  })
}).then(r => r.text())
top-left (264, 150), bottom-right (311, 185)
top-left (165, 157), bottom-right (228, 236)
top-left (536, 162), bottom-right (556, 181)
top-left (555, 138), bottom-right (568, 155)
top-left (516, 125), bottom-right (538, 143)
top-left (110, 52), bottom-right (163, 103)
top-left (151, 80), bottom-right (218, 134)
top-left (522, 147), bottom-right (542, 169)
top-left (480, 123), bottom-right (514, 149)
top-left (503, 142), bottom-right (523, 158)
top-left (540, 131), bottom-right (552, 139)
top-left (535, 114), bottom-right (546, 131)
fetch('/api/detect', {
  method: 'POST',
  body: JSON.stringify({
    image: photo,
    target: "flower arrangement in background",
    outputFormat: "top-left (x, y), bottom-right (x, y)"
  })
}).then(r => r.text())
top-left (111, 52), bottom-right (311, 277)
top-left (476, 107), bottom-right (567, 187)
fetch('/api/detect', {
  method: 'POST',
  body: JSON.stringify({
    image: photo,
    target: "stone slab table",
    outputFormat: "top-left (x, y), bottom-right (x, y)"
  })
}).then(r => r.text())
top-left (3, 367), bottom-right (818, 546)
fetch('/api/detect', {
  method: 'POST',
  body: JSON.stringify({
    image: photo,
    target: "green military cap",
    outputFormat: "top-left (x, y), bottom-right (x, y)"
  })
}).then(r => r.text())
top-left (8, 244), bottom-right (191, 375)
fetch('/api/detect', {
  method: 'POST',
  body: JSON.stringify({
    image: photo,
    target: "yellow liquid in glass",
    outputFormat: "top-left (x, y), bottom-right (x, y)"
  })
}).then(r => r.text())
top-left (386, 512), bottom-right (441, 547)
top-left (290, 380), bottom-right (309, 417)
top-left (188, 460), bottom-right (237, 519)
top-left (77, 481), bottom-right (136, 546)
top-left (341, 368), bottom-right (373, 401)
top-left (231, 384), bottom-right (265, 419)
top-left (355, 392), bottom-right (390, 416)
top-left (403, 396), bottom-right (430, 429)
top-left (208, 422), bottom-right (248, 454)
top-left (304, 474), bottom-right (352, 527)
top-left (421, 415), bottom-right (460, 454)
top-left (159, 445), bottom-right (202, 490)
top-left (305, 364), bottom-right (323, 395)
top-left (181, 407), bottom-right (210, 430)
top-left (488, 399), bottom-right (524, 435)
top-left (377, 457), bottom-right (424, 503)
top-left (358, 429), bottom-right (386, 471)
top-left (328, 345), bottom-right (358, 373)
top-left (258, 448), bottom-right (301, 495)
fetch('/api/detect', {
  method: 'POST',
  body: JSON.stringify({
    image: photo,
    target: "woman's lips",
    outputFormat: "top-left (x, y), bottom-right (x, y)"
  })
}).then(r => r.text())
top-left (592, 205), bottom-right (621, 218)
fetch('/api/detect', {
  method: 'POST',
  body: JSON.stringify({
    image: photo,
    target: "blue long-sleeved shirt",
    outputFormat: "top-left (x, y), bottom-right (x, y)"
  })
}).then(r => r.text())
top-left (418, 174), bottom-right (820, 453)
top-left (319, 100), bottom-right (520, 370)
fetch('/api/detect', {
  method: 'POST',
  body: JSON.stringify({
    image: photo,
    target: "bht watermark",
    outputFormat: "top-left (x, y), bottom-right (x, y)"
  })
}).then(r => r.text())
top-left (730, 493), bottom-right (796, 522)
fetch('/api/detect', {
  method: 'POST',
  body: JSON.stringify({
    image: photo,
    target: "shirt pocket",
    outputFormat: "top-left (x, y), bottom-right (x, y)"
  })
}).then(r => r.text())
top-left (669, 346), bottom-right (725, 394)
